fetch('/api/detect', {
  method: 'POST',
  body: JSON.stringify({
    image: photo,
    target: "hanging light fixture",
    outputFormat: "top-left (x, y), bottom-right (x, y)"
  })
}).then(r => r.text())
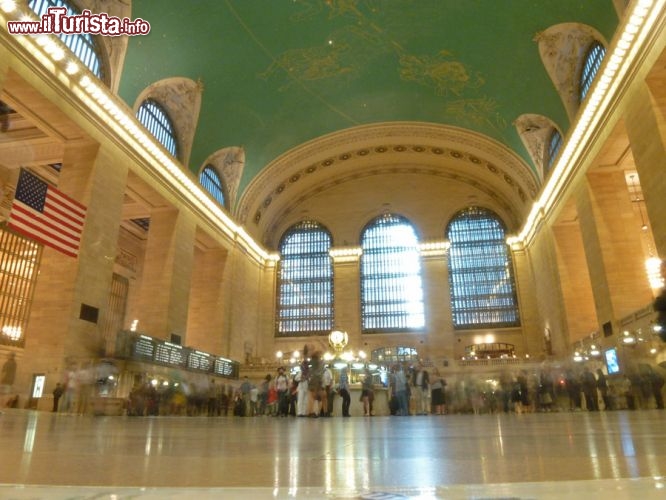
top-left (629, 174), bottom-right (648, 231)
top-left (646, 256), bottom-right (664, 291)
top-left (628, 173), bottom-right (664, 290)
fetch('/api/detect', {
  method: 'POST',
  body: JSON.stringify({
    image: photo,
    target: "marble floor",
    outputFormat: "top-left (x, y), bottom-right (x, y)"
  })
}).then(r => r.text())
top-left (0, 408), bottom-right (665, 499)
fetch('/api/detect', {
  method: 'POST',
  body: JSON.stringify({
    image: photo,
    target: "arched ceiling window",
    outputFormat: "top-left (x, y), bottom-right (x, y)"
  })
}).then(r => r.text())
top-left (546, 128), bottom-right (563, 175)
top-left (580, 42), bottom-right (606, 102)
top-left (276, 220), bottom-right (333, 337)
top-left (361, 213), bottom-right (425, 333)
top-left (136, 99), bottom-right (178, 158)
top-left (199, 165), bottom-right (226, 208)
top-left (447, 207), bottom-right (520, 330)
top-left (28, 0), bottom-right (105, 80)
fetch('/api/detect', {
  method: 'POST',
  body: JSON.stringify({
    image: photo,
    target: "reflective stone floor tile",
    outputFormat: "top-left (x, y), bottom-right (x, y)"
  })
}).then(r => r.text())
top-left (1, 408), bottom-right (666, 498)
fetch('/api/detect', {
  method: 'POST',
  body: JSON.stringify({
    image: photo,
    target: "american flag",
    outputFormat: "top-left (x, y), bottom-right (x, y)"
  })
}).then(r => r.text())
top-left (7, 169), bottom-right (86, 258)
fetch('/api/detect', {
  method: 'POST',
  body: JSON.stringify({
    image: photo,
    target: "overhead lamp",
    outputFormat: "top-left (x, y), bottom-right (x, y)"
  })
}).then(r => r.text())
top-left (0, 0), bottom-right (16, 13)
top-left (628, 174), bottom-right (648, 231)
top-left (65, 61), bottom-right (79, 75)
top-left (646, 256), bottom-right (664, 290)
top-left (622, 331), bottom-right (637, 344)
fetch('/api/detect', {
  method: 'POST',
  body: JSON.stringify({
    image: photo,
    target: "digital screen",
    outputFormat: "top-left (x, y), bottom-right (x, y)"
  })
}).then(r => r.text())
top-left (133, 336), bottom-right (155, 359)
top-left (122, 331), bottom-right (240, 379)
top-left (214, 357), bottom-right (239, 378)
top-left (154, 343), bottom-right (185, 366)
top-left (32, 375), bottom-right (46, 398)
top-left (188, 351), bottom-right (212, 372)
top-left (605, 348), bottom-right (620, 374)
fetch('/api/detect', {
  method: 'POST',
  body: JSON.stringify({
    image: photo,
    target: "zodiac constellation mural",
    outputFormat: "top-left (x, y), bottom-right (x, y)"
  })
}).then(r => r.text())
top-left (398, 50), bottom-right (484, 97)
top-left (257, 0), bottom-right (505, 131)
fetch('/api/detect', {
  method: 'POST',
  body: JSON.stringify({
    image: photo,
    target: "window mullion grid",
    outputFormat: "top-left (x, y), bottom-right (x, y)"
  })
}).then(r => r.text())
top-left (361, 215), bottom-right (424, 332)
top-left (277, 223), bottom-right (332, 336)
top-left (448, 209), bottom-right (520, 329)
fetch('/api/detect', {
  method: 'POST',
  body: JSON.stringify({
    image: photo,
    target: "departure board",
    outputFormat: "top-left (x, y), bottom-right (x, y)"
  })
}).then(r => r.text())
top-left (154, 342), bottom-right (185, 366)
top-left (133, 335), bottom-right (155, 360)
top-left (187, 350), bottom-right (213, 372)
top-left (214, 357), bottom-right (238, 378)
top-left (120, 331), bottom-right (239, 379)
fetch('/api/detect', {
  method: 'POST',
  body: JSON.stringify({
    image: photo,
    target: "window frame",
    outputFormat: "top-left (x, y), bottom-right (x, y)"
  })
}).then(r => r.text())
top-left (199, 165), bottom-right (227, 208)
top-left (28, 0), bottom-right (108, 83)
top-left (579, 41), bottom-right (606, 103)
top-left (360, 213), bottom-right (426, 334)
top-left (275, 220), bottom-right (334, 337)
top-left (136, 98), bottom-right (179, 158)
top-left (446, 207), bottom-right (521, 330)
top-left (0, 228), bottom-right (43, 348)
top-left (545, 128), bottom-right (563, 175)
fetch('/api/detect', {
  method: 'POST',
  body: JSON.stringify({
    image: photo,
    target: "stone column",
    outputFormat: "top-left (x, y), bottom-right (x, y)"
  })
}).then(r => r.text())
top-left (222, 245), bottom-right (264, 362)
top-left (135, 207), bottom-right (195, 342)
top-left (25, 142), bottom-right (127, 379)
top-left (420, 250), bottom-right (453, 360)
top-left (550, 222), bottom-right (598, 350)
top-left (575, 173), bottom-right (652, 330)
top-left (512, 245), bottom-right (543, 357)
top-left (0, 43), bottom-right (8, 93)
top-left (625, 82), bottom-right (666, 258)
top-left (0, 45), bottom-right (15, 209)
top-left (186, 246), bottom-right (228, 355)
top-left (331, 249), bottom-right (361, 351)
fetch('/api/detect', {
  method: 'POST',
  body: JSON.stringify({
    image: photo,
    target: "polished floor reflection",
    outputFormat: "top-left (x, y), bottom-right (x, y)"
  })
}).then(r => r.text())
top-left (1, 409), bottom-right (665, 499)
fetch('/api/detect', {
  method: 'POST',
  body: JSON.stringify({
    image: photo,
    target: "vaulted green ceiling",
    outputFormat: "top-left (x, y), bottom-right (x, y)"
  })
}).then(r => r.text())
top-left (119, 0), bottom-right (618, 196)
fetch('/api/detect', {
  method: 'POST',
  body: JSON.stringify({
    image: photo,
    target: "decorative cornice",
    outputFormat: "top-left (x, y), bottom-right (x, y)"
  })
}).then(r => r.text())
top-left (263, 164), bottom-right (520, 242)
top-left (238, 123), bottom-right (539, 232)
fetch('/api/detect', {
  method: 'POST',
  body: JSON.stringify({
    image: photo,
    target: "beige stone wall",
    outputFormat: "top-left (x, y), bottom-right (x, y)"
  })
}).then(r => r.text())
top-left (421, 253), bottom-right (454, 359)
top-left (627, 81), bottom-right (666, 258)
top-left (267, 171), bottom-right (516, 247)
top-left (186, 246), bottom-right (228, 355)
top-left (260, 171), bottom-right (535, 362)
top-left (551, 221), bottom-right (598, 345)
top-left (135, 209), bottom-right (196, 341)
top-left (3, 5), bottom-right (666, 403)
top-left (219, 246), bottom-right (269, 361)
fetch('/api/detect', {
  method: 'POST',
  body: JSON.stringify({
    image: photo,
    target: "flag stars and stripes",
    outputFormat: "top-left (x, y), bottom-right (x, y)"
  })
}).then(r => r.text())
top-left (7, 169), bottom-right (87, 258)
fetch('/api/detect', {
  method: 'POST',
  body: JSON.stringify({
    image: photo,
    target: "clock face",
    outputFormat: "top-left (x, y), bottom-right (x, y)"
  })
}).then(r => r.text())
top-left (329, 330), bottom-right (347, 348)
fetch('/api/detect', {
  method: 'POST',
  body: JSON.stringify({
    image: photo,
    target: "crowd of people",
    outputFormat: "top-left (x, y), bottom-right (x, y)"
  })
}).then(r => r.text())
top-left (15, 344), bottom-right (660, 418)
top-left (121, 358), bottom-right (665, 418)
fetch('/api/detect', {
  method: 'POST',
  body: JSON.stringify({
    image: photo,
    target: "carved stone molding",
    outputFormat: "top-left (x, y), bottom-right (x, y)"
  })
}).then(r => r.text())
top-left (262, 165), bottom-right (521, 247)
top-left (534, 23), bottom-right (607, 122)
top-left (80, 0), bottom-right (131, 94)
top-left (115, 247), bottom-right (137, 272)
top-left (238, 122), bottom-right (538, 230)
top-left (198, 146), bottom-right (245, 211)
top-left (134, 77), bottom-right (202, 167)
top-left (514, 114), bottom-right (560, 183)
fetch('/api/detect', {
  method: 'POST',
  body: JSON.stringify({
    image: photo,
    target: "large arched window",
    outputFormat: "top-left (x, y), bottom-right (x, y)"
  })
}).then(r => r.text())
top-left (29, 0), bottom-right (105, 80)
top-left (545, 128), bottom-right (563, 175)
top-left (136, 99), bottom-right (178, 157)
top-left (360, 213), bottom-right (425, 333)
top-left (199, 165), bottom-right (226, 207)
top-left (447, 207), bottom-right (520, 329)
top-left (579, 42), bottom-right (606, 102)
top-left (276, 220), bottom-right (333, 336)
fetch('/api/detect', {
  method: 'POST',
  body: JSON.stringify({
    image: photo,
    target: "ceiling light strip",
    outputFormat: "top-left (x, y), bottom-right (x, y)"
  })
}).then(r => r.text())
top-left (508, 0), bottom-right (664, 248)
top-left (0, 6), bottom-right (280, 264)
